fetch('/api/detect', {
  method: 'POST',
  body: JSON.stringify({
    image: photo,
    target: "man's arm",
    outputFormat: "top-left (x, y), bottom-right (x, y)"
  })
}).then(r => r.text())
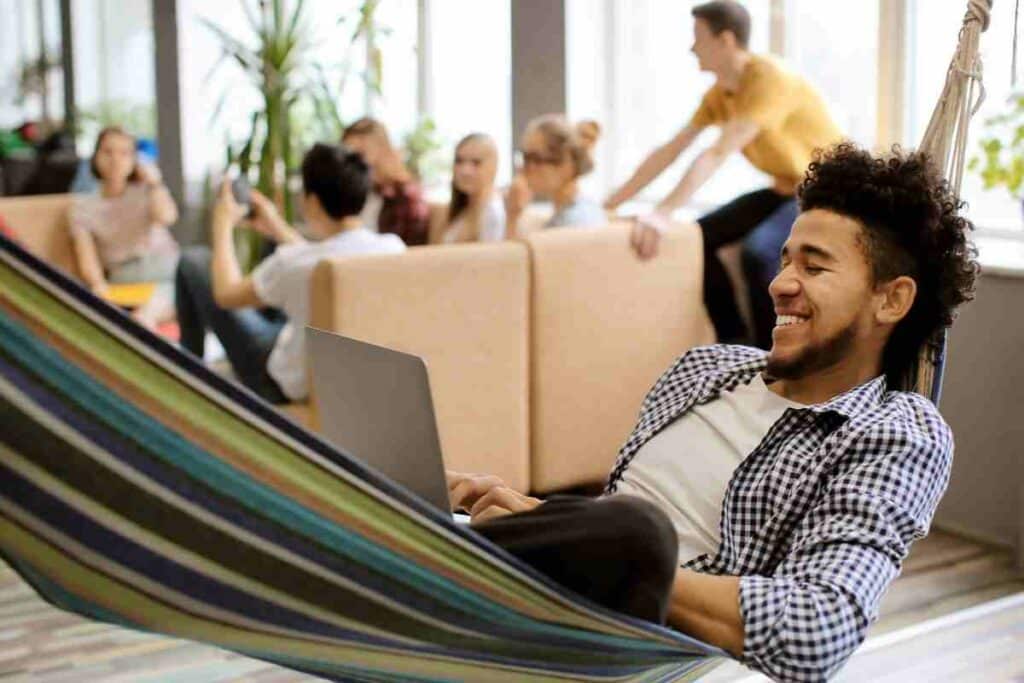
top-left (604, 124), bottom-right (702, 211)
top-left (630, 120), bottom-right (760, 259)
top-left (656, 119), bottom-right (759, 215)
top-left (668, 570), bottom-right (744, 657)
top-left (730, 421), bottom-right (952, 681)
top-left (210, 180), bottom-right (263, 310)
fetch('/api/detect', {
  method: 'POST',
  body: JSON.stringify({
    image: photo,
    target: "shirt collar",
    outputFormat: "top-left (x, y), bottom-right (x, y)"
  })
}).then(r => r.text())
top-left (804, 375), bottom-right (888, 419)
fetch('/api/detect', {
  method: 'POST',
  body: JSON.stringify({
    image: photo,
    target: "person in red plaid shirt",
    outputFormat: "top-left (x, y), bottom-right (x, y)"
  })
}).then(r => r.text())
top-left (342, 118), bottom-right (430, 246)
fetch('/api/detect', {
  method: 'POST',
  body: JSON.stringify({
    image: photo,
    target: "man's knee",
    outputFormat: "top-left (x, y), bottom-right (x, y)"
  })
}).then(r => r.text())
top-left (176, 246), bottom-right (212, 286)
top-left (595, 496), bottom-right (678, 569)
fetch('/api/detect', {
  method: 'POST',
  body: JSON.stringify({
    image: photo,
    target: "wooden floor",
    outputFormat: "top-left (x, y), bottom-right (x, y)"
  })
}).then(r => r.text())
top-left (1, 530), bottom-right (1021, 682)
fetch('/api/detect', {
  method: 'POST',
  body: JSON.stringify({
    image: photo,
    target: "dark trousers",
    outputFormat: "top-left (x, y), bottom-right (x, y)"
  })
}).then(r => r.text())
top-left (698, 189), bottom-right (798, 349)
top-left (174, 246), bottom-right (289, 404)
top-left (475, 495), bottom-right (679, 624)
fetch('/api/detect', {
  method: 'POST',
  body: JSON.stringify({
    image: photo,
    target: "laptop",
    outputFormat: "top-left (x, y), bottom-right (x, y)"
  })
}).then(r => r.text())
top-left (306, 327), bottom-right (469, 522)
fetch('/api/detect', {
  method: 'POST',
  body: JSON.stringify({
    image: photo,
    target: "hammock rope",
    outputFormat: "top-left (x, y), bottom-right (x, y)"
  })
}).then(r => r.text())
top-left (910, 0), bottom-right (993, 401)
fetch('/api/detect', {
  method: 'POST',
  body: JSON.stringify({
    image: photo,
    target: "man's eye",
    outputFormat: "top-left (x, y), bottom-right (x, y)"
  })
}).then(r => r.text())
top-left (806, 265), bottom-right (825, 274)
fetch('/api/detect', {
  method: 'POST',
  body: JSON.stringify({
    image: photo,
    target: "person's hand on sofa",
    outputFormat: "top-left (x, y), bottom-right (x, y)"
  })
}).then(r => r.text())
top-left (503, 173), bottom-right (532, 236)
top-left (446, 470), bottom-right (541, 523)
top-left (630, 211), bottom-right (671, 261)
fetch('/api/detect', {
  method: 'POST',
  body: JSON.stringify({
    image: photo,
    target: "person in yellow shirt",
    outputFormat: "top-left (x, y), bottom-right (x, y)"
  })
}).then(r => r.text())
top-left (605, 0), bottom-right (843, 348)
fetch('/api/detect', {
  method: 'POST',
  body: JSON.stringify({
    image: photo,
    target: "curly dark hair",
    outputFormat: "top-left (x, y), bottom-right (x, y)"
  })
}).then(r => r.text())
top-left (797, 142), bottom-right (979, 386)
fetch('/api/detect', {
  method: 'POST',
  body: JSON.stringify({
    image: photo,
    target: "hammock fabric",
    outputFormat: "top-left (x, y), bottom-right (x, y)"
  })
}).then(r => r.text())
top-left (0, 233), bottom-right (723, 681)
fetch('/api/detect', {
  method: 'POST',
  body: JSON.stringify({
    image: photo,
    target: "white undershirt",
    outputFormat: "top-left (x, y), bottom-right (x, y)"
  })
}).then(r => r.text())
top-left (614, 373), bottom-right (803, 564)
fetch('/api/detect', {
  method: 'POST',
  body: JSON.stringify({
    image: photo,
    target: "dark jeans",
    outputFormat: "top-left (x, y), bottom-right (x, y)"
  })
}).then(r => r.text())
top-left (699, 189), bottom-right (798, 349)
top-left (174, 246), bottom-right (289, 404)
top-left (475, 495), bottom-right (679, 624)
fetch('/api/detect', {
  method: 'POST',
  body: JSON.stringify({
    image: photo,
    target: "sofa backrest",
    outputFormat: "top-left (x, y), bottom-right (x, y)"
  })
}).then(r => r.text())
top-left (0, 194), bottom-right (79, 278)
top-left (309, 241), bottom-right (531, 492)
top-left (523, 222), bottom-right (714, 493)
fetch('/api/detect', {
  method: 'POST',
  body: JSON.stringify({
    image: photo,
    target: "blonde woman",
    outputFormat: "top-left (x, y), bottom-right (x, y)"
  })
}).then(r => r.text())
top-left (440, 133), bottom-right (505, 244)
top-left (505, 115), bottom-right (604, 236)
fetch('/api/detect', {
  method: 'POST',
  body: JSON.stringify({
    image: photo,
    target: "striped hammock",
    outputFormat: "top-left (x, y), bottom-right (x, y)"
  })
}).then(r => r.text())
top-left (0, 234), bottom-right (724, 681)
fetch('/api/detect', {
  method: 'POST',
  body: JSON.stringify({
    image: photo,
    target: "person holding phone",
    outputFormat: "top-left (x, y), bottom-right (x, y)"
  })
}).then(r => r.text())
top-left (174, 143), bottom-right (405, 404)
top-left (69, 125), bottom-right (180, 329)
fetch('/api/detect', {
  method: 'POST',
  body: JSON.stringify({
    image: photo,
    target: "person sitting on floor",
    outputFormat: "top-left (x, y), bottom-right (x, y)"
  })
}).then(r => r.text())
top-left (605, 1), bottom-right (843, 349)
top-left (341, 117), bottom-right (431, 246)
top-left (436, 133), bottom-right (506, 244)
top-left (505, 114), bottom-right (605, 236)
top-left (69, 125), bottom-right (180, 330)
top-left (449, 143), bottom-right (978, 681)
top-left (174, 143), bottom-right (405, 404)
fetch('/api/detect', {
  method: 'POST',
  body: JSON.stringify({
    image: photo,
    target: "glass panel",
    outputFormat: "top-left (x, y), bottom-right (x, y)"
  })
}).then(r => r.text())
top-left (907, 0), bottom-right (1020, 231)
top-left (783, 0), bottom-right (879, 147)
top-left (72, 0), bottom-right (156, 153)
top-left (426, 0), bottom-right (512, 186)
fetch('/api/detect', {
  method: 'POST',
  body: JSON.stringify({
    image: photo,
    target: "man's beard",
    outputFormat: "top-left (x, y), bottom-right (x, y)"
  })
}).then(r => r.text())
top-left (765, 319), bottom-right (859, 381)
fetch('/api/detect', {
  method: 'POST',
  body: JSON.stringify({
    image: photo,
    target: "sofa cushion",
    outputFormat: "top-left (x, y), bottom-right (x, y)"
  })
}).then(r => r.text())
top-left (0, 194), bottom-right (79, 278)
top-left (309, 242), bottom-right (531, 492)
top-left (524, 221), bottom-right (714, 493)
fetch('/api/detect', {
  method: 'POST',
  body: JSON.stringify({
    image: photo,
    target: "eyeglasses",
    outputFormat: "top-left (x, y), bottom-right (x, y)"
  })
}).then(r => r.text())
top-left (516, 150), bottom-right (562, 167)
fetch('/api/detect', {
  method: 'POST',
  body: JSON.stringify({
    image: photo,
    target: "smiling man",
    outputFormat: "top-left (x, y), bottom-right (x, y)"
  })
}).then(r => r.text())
top-left (450, 143), bottom-right (979, 681)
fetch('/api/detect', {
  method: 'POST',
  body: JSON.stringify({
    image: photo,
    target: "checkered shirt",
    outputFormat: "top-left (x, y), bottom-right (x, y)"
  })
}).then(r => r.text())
top-left (605, 345), bottom-right (953, 682)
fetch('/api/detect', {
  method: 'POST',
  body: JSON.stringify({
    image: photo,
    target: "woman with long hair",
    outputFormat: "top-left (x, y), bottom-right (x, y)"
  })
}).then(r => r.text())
top-left (342, 117), bottom-right (430, 246)
top-left (505, 115), bottom-right (605, 236)
top-left (69, 126), bottom-right (179, 329)
top-left (440, 133), bottom-right (505, 243)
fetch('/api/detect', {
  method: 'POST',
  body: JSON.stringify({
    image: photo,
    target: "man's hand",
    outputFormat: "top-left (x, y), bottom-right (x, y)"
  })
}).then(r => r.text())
top-left (212, 178), bottom-right (247, 236)
top-left (248, 189), bottom-right (285, 239)
top-left (446, 471), bottom-right (542, 523)
top-left (629, 211), bottom-right (672, 260)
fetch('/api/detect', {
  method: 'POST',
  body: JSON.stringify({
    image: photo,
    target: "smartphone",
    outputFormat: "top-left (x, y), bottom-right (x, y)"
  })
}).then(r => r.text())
top-left (231, 175), bottom-right (253, 217)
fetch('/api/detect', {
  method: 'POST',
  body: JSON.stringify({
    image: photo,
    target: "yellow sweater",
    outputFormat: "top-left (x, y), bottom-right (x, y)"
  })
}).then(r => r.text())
top-left (690, 54), bottom-right (843, 192)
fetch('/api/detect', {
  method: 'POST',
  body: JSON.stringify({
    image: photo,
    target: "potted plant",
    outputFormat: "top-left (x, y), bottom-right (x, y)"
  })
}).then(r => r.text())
top-left (970, 91), bottom-right (1024, 219)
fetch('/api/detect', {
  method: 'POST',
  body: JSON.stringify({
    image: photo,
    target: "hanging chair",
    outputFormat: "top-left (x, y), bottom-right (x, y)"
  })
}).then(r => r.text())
top-left (0, 2), bottom-right (995, 681)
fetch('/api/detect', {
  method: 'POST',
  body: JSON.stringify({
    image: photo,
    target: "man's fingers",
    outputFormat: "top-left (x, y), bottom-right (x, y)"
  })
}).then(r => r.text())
top-left (471, 505), bottom-right (515, 524)
top-left (468, 487), bottom-right (532, 518)
top-left (448, 474), bottom-right (506, 511)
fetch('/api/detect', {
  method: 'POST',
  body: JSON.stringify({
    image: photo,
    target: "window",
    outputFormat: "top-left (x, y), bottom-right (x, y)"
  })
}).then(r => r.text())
top-left (72, 0), bottom-right (156, 151)
top-left (1, 0), bottom-right (67, 129)
top-left (907, 0), bottom-right (1020, 231)
top-left (781, 0), bottom-right (879, 148)
top-left (567, 0), bottom-right (773, 215)
top-left (424, 0), bottom-right (513, 186)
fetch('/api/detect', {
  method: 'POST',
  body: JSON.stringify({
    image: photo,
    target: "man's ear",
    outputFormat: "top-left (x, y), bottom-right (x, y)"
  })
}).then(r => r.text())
top-left (876, 275), bottom-right (917, 325)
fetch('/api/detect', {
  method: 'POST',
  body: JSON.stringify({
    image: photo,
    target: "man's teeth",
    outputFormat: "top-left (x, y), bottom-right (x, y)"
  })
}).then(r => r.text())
top-left (775, 315), bottom-right (806, 327)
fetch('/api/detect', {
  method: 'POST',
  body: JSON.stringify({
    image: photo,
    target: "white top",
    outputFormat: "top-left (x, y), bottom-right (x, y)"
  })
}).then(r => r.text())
top-left (614, 373), bottom-right (803, 564)
top-left (359, 193), bottom-right (384, 232)
top-left (69, 185), bottom-right (179, 267)
top-left (251, 227), bottom-right (405, 400)
top-left (545, 196), bottom-right (605, 229)
top-left (442, 195), bottom-right (506, 244)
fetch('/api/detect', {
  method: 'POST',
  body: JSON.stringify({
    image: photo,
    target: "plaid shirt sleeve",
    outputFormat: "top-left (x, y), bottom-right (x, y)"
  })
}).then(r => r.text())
top-left (739, 402), bottom-right (953, 682)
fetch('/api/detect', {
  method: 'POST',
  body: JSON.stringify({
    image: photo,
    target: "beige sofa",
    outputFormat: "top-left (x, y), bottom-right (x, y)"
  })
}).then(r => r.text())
top-left (310, 222), bottom-right (713, 494)
top-left (0, 194), bottom-right (80, 278)
top-left (1, 194), bottom-right (715, 494)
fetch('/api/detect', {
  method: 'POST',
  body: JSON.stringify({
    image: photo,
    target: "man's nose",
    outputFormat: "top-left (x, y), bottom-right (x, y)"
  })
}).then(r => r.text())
top-left (768, 268), bottom-right (801, 301)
